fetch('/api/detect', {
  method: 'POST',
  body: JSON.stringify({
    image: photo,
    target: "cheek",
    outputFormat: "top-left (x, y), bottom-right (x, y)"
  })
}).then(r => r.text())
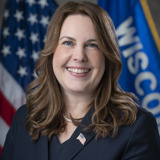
top-left (52, 51), bottom-right (60, 76)
top-left (95, 54), bottom-right (105, 80)
top-left (52, 47), bottom-right (63, 68)
top-left (54, 45), bottom-right (72, 60)
top-left (53, 47), bottom-right (61, 62)
top-left (93, 52), bottom-right (105, 70)
top-left (52, 48), bottom-right (70, 72)
top-left (52, 54), bottom-right (62, 84)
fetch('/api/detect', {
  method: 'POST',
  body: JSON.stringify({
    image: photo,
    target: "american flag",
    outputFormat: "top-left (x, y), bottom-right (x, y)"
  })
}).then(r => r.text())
top-left (77, 133), bottom-right (86, 145)
top-left (0, 0), bottom-right (57, 155)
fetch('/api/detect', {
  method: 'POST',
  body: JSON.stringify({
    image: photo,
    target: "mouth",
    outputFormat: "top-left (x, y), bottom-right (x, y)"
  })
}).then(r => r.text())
top-left (66, 67), bottom-right (90, 74)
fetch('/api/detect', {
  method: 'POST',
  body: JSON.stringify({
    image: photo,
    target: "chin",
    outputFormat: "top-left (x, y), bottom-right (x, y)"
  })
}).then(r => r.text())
top-left (67, 87), bottom-right (89, 94)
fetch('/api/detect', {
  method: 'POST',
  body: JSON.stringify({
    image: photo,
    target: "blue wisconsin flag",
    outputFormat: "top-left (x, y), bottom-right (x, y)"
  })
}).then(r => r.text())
top-left (98, 0), bottom-right (160, 133)
top-left (0, 0), bottom-right (57, 154)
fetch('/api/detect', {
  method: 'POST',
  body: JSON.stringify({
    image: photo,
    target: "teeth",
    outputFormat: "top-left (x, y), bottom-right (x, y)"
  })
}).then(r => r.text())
top-left (67, 68), bottom-right (89, 73)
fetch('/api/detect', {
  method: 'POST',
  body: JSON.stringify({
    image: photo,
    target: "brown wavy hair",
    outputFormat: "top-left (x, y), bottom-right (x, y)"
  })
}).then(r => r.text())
top-left (25, 1), bottom-right (138, 141)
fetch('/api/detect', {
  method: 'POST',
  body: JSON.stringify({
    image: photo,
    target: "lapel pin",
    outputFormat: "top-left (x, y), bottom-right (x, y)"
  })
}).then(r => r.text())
top-left (77, 133), bottom-right (86, 145)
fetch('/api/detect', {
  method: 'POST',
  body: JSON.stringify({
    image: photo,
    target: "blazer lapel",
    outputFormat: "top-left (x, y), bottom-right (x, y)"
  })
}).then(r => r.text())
top-left (59, 106), bottom-right (96, 160)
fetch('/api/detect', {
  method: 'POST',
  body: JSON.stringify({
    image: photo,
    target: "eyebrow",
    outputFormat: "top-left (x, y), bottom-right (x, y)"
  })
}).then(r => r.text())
top-left (60, 36), bottom-right (98, 43)
top-left (86, 39), bottom-right (98, 43)
top-left (60, 36), bottom-right (76, 41)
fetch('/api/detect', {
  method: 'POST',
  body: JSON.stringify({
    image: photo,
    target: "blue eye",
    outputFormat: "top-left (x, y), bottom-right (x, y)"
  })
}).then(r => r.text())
top-left (63, 41), bottom-right (72, 46)
top-left (86, 43), bottom-right (98, 48)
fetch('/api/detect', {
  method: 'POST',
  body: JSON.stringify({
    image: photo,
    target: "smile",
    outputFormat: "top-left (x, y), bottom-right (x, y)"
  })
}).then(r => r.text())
top-left (66, 68), bottom-right (90, 74)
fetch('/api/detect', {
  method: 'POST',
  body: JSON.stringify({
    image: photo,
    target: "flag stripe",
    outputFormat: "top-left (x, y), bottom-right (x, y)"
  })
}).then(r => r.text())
top-left (0, 117), bottom-right (9, 148)
top-left (0, 63), bottom-right (26, 110)
top-left (0, 146), bottom-right (2, 156)
top-left (0, 91), bottom-right (16, 126)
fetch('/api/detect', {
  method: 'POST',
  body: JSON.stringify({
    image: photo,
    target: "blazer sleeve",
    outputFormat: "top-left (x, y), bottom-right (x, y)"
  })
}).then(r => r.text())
top-left (122, 108), bottom-right (160, 160)
top-left (0, 105), bottom-right (26, 160)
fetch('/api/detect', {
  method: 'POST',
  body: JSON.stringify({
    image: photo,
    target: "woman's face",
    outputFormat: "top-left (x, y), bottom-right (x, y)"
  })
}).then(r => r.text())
top-left (52, 14), bottom-right (105, 96)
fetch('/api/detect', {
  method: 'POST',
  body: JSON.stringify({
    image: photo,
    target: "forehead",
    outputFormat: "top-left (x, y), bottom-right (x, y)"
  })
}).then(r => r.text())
top-left (62, 14), bottom-right (92, 25)
top-left (59, 14), bottom-right (97, 39)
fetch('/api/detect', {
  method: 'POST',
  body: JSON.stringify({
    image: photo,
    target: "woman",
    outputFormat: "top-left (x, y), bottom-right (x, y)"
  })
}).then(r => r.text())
top-left (1, 1), bottom-right (160, 160)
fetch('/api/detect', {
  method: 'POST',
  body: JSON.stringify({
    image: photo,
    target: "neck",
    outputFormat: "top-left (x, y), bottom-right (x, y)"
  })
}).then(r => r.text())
top-left (62, 91), bottom-right (94, 118)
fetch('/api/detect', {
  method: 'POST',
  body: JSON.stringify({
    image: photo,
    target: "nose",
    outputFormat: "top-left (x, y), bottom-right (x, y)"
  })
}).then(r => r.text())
top-left (72, 46), bottom-right (87, 62)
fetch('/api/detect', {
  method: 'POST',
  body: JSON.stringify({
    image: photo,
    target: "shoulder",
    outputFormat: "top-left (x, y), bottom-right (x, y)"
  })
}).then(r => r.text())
top-left (128, 106), bottom-right (159, 139)
top-left (6, 104), bottom-right (30, 142)
top-left (1, 105), bottom-right (29, 158)
top-left (7, 104), bottom-right (28, 127)
top-left (14, 104), bottom-right (28, 120)
top-left (118, 106), bottom-right (158, 136)
top-left (121, 106), bottom-right (160, 159)
top-left (9, 104), bottom-right (28, 134)
top-left (135, 106), bottom-right (158, 129)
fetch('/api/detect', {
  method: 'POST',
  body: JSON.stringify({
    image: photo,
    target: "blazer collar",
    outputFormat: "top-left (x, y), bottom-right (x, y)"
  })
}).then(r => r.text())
top-left (58, 106), bottom-right (96, 160)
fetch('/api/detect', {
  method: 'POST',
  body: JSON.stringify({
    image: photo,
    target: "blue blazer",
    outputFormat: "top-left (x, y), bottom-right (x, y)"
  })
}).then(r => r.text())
top-left (1, 105), bottom-right (160, 160)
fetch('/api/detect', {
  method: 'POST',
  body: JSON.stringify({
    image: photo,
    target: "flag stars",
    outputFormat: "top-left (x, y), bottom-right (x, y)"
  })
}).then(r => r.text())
top-left (14, 10), bottom-right (24, 22)
top-left (1, 45), bottom-right (11, 57)
top-left (3, 27), bottom-right (10, 38)
top-left (16, 47), bottom-right (26, 59)
top-left (31, 50), bottom-right (39, 62)
top-left (3, 10), bottom-right (9, 19)
top-left (15, 28), bottom-right (25, 40)
top-left (17, 66), bottom-right (28, 77)
top-left (30, 32), bottom-right (39, 44)
top-left (40, 16), bottom-right (49, 27)
top-left (26, 0), bottom-right (36, 7)
top-left (38, 0), bottom-right (48, 8)
top-left (28, 13), bottom-right (38, 25)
